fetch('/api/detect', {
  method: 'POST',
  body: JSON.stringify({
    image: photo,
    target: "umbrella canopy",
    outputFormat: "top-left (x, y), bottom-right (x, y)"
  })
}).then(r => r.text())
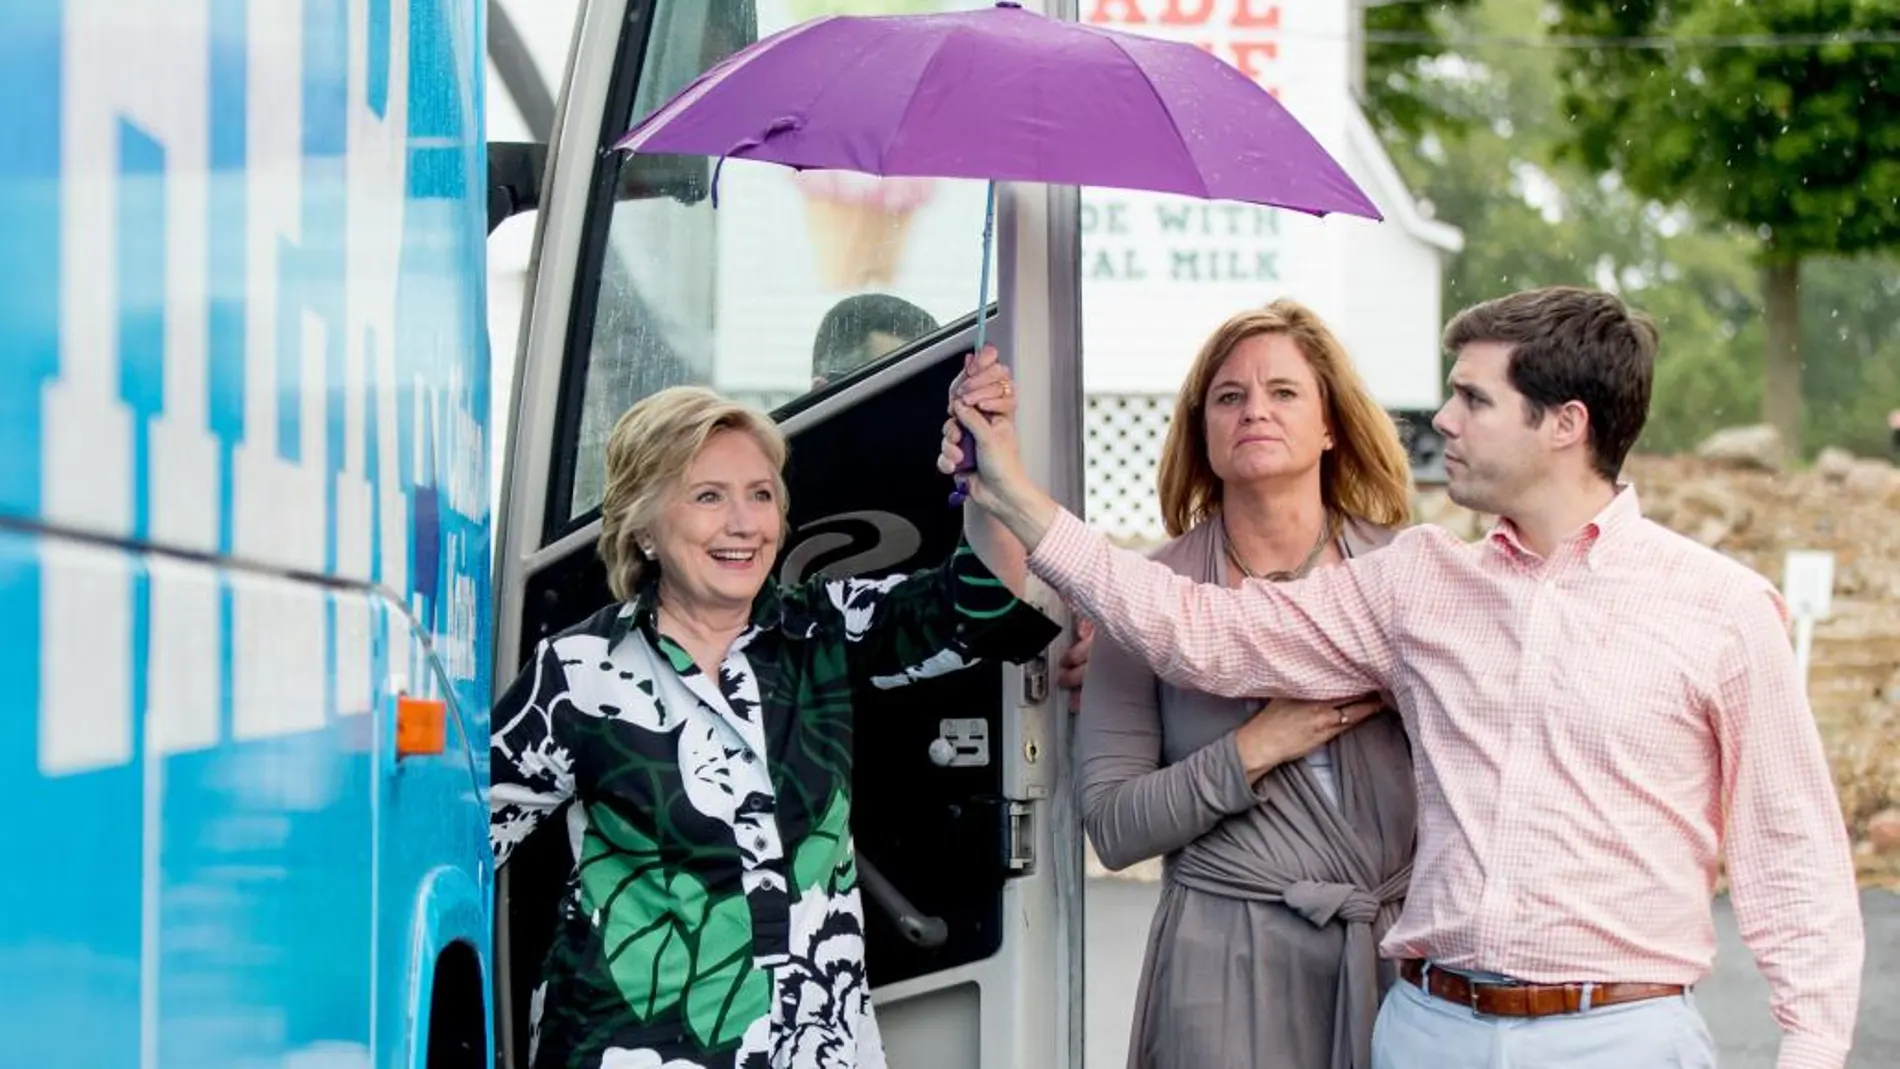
top-left (616, 1), bottom-right (1381, 220)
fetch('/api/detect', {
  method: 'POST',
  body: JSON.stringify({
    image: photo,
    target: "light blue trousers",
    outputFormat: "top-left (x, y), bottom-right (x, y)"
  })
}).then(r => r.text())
top-left (1371, 970), bottom-right (1718, 1068)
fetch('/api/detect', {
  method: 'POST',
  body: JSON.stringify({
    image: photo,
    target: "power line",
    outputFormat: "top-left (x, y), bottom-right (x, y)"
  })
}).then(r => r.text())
top-left (1364, 29), bottom-right (1900, 50)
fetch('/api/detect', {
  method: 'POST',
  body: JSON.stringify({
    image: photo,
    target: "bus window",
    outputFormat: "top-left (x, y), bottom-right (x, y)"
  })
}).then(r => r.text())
top-left (552, 1), bottom-right (1006, 531)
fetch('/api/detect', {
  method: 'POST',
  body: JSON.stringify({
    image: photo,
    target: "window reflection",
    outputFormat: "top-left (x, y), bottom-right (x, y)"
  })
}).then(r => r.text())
top-left (567, 0), bottom-right (999, 522)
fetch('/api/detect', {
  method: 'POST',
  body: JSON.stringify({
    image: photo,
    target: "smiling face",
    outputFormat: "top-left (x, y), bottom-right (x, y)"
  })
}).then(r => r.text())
top-left (648, 428), bottom-right (784, 617)
top-left (1201, 332), bottom-right (1333, 489)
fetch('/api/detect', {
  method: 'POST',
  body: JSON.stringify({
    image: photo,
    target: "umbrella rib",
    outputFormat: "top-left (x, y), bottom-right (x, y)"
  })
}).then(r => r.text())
top-left (881, 29), bottom-right (964, 177)
top-left (1096, 31), bottom-right (1213, 201)
top-left (619, 17), bottom-right (840, 154)
top-left (799, 22), bottom-right (919, 167)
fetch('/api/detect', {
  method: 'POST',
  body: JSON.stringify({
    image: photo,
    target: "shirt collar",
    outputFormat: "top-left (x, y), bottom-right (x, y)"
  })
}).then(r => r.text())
top-left (1486, 484), bottom-right (1641, 568)
top-left (605, 573), bottom-right (789, 653)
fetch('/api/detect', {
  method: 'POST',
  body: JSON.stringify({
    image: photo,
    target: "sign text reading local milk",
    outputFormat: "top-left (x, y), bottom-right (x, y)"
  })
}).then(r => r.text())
top-left (1085, 200), bottom-right (1282, 285)
top-left (1080, 1), bottom-right (1351, 395)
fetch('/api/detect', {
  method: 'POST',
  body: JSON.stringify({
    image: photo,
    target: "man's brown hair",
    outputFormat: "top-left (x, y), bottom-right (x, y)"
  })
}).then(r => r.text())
top-left (1443, 286), bottom-right (1658, 481)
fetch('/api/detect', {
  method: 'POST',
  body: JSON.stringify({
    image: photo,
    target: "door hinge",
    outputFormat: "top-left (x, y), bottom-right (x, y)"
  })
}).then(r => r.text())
top-left (1002, 799), bottom-right (1035, 876)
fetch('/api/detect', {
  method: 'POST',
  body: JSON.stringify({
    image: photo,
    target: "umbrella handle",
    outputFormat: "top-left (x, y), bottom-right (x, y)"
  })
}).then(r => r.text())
top-left (949, 180), bottom-right (998, 507)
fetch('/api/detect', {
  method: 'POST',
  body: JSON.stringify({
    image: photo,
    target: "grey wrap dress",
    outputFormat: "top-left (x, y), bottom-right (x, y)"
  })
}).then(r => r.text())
top-left (1078, 516), bottom-right (1417, 1069)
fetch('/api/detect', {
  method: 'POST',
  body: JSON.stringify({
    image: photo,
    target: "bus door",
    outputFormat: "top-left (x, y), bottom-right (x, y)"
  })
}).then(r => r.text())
top-left (488, 2), bottom-right (1088, 1067)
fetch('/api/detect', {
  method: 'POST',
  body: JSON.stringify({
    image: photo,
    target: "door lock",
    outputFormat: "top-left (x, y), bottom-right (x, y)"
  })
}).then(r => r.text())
top-left (1022, 653), bottom-right (1049, 705)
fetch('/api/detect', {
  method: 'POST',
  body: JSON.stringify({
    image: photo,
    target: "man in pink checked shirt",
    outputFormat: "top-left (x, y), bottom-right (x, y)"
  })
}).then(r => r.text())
top-left (942, 287), bottom-right (1863, 1069)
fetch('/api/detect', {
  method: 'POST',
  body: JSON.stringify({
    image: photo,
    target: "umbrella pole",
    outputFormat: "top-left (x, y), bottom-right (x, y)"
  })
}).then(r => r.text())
top-left (950, 180), bottom-right (998, 505)
top-left (973, 179), bottom-right (996, 355)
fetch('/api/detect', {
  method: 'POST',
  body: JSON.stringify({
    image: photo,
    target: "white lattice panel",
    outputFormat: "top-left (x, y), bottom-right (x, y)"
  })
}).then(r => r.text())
top-left (1085, 394), bottom-right (1175, 546)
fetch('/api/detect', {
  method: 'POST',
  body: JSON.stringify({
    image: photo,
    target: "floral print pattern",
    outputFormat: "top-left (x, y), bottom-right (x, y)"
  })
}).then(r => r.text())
top-left (492, 541), bottom-right (1058, 1068)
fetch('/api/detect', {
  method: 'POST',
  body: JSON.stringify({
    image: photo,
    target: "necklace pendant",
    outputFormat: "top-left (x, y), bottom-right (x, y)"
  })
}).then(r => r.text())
top-left (1221, 509), bottom-right (1336, 584)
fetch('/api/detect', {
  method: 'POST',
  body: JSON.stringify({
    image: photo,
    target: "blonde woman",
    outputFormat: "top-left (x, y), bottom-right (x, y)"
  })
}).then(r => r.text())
top-left (490, 357), bottom-right (1056, 1069)
top-left (1076, 301), bottom-right (1417, 1069)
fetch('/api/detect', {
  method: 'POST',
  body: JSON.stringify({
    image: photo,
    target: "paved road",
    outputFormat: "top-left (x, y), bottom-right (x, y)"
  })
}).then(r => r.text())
top-left (1083, 878), bottom-right (1898, 1068)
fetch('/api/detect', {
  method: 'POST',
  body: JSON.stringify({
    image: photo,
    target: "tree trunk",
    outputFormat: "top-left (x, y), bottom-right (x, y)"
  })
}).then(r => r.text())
top-left (1760, 257), bottom-right (1803, 456)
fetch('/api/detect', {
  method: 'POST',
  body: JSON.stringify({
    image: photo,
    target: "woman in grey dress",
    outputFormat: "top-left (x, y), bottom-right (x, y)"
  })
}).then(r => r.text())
top-left (1077, 300), bottom-right (1418, 1069)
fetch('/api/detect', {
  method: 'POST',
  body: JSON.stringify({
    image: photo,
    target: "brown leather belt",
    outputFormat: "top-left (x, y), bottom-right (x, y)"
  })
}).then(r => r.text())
top-left (1398, 959), bottom-right (1686, 1018)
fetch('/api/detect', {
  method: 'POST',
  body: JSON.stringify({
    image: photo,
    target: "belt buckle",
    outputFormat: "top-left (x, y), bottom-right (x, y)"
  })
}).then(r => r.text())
top-left (1428, 963), bottom-right (1483, 1014)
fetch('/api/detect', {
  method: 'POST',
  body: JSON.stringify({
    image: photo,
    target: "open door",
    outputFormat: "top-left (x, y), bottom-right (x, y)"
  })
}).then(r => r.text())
top-left (491, 2), bottom-right (1087, 1068)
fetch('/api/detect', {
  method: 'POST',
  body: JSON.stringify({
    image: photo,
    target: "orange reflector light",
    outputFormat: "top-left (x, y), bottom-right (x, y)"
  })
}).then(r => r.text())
top-left (397, 696), bottom-right (447, 757)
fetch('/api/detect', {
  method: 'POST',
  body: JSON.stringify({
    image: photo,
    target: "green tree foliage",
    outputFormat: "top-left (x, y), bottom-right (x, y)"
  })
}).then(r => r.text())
top-left (1800, 258), bottom-right (1900, 457)
top-left (1549, 0), bottom-right (1900, 451)
top-left (1371, 0), bottom-right (1900, 458)
top-left (1364, 0), bottom-right (1483, 140)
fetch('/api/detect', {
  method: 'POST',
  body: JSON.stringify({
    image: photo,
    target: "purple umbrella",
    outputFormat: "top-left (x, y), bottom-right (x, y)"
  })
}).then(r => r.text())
top-left (615, 0), bottom-right (1382, 492)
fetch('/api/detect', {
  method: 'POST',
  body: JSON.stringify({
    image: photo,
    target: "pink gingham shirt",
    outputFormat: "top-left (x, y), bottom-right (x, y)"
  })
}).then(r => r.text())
top-left (1032, 488), bottom-right (1863, 1069)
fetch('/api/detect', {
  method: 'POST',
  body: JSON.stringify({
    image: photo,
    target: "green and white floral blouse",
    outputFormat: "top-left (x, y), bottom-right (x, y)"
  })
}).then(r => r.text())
top-left (490, 539), bottom-right (1057, 1069)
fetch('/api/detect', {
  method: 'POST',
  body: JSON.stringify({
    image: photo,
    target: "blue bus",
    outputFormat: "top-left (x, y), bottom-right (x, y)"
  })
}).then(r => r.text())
top-left (0, 0), bottom-right (497, 1064)
top-left (0, 2), bottom-right (1100, 1066)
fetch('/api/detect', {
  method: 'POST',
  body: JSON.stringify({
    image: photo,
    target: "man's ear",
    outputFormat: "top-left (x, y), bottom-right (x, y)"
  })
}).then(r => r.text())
top-left (1551, 399), bottom-right (1591, 451)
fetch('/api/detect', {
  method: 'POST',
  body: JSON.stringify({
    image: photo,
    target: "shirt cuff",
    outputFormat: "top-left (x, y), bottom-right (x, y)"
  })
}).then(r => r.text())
top-left (1202, 728), bottom-right (1261, 815)
top-left (1777, 1033), bottom-right (1850, 1069)
top-left (948, 539), bottom-right (1062, 664)
top-left (947, 538), bottom-right (1020, 620)
top-left (1027, 509), bottom-right (1095, 591)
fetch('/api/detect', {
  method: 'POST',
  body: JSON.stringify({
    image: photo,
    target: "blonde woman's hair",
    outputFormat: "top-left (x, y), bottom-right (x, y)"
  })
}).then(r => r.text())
top-left (1156, 299), bottom-right (1413, 538)
top-left (598, 386), bottom-right (790, 601)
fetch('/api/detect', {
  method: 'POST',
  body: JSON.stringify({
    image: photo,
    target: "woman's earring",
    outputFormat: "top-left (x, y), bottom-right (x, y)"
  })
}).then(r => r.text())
top-left (639, 541), bottom-right (656, 559)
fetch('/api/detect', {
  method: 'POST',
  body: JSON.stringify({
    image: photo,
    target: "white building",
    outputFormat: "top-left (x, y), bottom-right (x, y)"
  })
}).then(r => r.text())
top-left (1074, 0), bottom-right (1461, 542)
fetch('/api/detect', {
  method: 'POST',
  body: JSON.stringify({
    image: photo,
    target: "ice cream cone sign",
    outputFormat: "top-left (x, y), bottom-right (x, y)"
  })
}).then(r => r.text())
top-left (793, 170), bottom-right (938, 291)
top-left (778, 2), bottom-right (947, 291)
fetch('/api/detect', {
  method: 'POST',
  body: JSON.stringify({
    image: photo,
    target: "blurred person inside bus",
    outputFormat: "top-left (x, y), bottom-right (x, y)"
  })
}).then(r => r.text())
top-left (489, 367), bottom-right (1055, 1069)
top-left (810, 292), bottom-right (940, 390)
top-left (1067, 301), bottom-right (1419, 1069)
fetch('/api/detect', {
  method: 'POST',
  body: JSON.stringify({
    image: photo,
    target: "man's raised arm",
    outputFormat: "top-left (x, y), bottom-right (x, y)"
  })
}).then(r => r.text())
top-left (941, 394), bottom-right (1405, 701)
